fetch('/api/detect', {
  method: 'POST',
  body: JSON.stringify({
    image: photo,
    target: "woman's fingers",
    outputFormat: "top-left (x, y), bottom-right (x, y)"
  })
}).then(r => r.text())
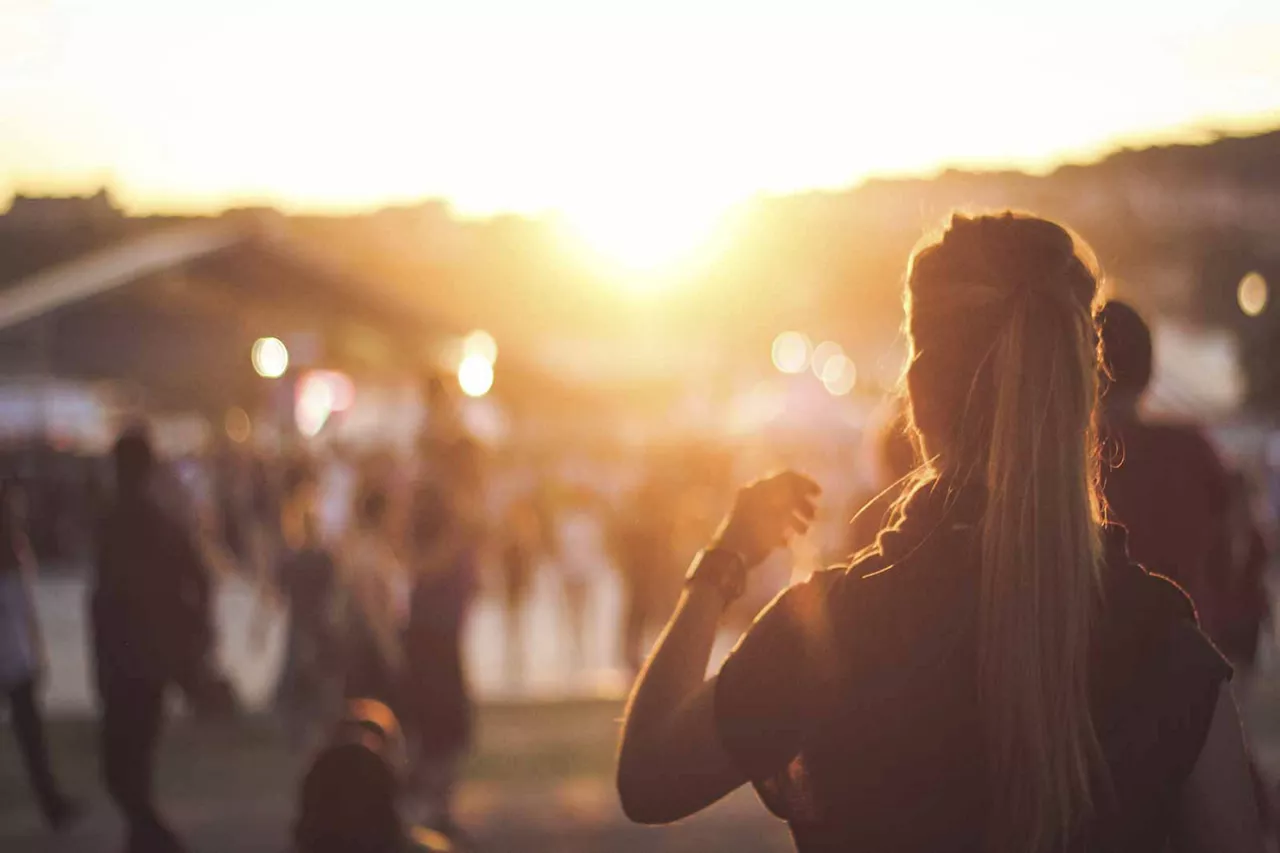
top-left (722, 471), bottom-right (822, 561)
top-left (785, 511), bottom-right (812, 537)
top-left (749, 474), bottom-right (819, 538)
top-left (774, 474), bottom-right (819, 527)
top-left (777, 470), bottom-right (822, 499)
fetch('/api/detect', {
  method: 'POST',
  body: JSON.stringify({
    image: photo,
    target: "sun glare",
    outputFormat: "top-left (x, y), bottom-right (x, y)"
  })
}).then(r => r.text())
top-left (562, 199), bottom-right (733, 289)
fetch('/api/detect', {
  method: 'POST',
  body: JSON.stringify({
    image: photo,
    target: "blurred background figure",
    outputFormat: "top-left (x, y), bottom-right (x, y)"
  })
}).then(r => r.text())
top-left (1221, 470), bottom-right (1272, 670)
top-left (341, 487), bottom-right (407, 712)
top-left (1098, 301), bottom-right (1267, 657)
top-left (293, 699), bottom-right (450, 853)
top-left (213, 442), bottom-right (254, 569)
top-left (0, 481), bottom-right (82, 832)
top-left (270, 462), bottom-right (343, 751)
top-left (317, 447), bottom-right (358, 549)
top-left (498, 491), bottom-right (541, 690)
top-left (403, 436), bottom-right (485, 839)
top-left (553, 484), bottom-right (608, 682)
top-left (1098, 300), bottom-right (1275, 829)
top-left (611, 471), bottom-right (678, 679)
top-left (92, 427), bottom-right (218, 853)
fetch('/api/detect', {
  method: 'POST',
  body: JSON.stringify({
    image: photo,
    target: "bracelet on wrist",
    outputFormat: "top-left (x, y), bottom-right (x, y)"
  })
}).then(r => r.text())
top-left (685, 547), bottom-right (748, 605)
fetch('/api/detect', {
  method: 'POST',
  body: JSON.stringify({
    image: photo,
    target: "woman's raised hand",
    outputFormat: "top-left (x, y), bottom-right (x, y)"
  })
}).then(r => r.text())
top-left (712, 471), bottom-right (821, 568)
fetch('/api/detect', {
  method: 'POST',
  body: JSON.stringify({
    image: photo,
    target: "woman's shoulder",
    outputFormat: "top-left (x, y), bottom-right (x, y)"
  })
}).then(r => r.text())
top-left (765, 552), bottom-right (904, 637)
top-left (815, 533), bottom-right (958, 607)
top-left (786, 552), bottom-right (889, 605)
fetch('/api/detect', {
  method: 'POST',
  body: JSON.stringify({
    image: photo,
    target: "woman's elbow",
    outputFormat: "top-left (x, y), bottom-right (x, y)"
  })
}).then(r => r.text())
top-left (617, 783), bottom-right (678, 825)
top-left (616, 763), bottom-right (683, 825)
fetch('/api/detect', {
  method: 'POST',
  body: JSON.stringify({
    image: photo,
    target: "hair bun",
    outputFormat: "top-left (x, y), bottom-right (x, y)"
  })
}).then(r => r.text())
top-left (938, 212), bottom-right (1090, 304)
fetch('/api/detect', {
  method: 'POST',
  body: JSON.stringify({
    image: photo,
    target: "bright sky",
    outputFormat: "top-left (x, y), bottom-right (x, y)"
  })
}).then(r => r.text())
top-left (3, 0), bottom-right (1280, 232)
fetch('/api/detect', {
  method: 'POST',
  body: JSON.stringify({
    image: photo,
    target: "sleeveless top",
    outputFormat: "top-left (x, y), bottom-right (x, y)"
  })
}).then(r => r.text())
top-left (714, 481), bottom-right (1230, 853)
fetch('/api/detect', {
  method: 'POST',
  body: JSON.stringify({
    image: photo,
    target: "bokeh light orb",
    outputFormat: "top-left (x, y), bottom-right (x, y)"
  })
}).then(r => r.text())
top-left (771, 331), bottom-right (811, 374)
top-left (821, 354), bottom-right (858, 396)
top-left (811, 341), bottom-right (844, 378)
top-left (458, 354), bottom-right (495, 397)
top-left (251, 337), bottom-right (289, 379)
top-left (295, 376), bottom-right (336, 438)
top-left (1238, 271), bottom-right (1269, 318)
top-left (462, 329), bottom-right (499, 364)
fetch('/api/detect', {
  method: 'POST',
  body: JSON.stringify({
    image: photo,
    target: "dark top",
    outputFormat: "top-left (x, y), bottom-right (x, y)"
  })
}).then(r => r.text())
top-left (1101, 419), bottom-right (1230, 631)
top-left (401, 480), bottom-right (476, 755)
top-left (92, 494), bottom-right (212, 681)
top-left (715, 482), bottom-right (1230, 853)
top-left (410, 481), bottom-right (451, 553)
top-left (279, 546), bottom-right (337, 635)
top-left (0, 487), bottom-right (24, 574)
top-left (407, 480), bottom-right (478, 631)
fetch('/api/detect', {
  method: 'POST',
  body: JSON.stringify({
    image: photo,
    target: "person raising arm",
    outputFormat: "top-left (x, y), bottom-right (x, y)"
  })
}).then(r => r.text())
top-left (616, 212), bottom-right (1263, 853)
top-left (617, 470), bottom-right (818, 823)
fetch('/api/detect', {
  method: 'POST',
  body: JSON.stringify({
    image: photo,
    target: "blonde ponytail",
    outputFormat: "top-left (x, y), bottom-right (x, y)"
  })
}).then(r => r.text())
top-left (906, 212), bottom-right (1105, 852)
top-left (979, 285), bottom-right (1104, 852)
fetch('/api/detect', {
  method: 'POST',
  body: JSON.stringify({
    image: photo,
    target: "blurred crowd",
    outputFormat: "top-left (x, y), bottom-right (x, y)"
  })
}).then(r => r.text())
top-left (3, 339), bottom-right (1280, 851)
top-left (5, 377), bottom-right (1280, 688)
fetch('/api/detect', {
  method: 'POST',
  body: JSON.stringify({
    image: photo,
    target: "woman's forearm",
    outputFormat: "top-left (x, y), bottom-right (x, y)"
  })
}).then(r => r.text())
top-left (616, 472), bottom-right (819, 824)
top-left (620, 580), bottom-right (723, 754)
top-left (617, 573), bottom-right (746, 824)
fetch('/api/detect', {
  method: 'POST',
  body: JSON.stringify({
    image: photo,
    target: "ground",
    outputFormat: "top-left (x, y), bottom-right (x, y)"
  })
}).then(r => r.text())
top-left (7, 681), bottom-right (1280, 853)
top-left (0, 699), bottom-right (795, 853)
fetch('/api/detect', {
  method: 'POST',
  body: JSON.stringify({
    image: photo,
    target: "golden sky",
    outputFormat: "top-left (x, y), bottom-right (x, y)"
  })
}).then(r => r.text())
top-left (4, 0), bottom-right (1280, 230)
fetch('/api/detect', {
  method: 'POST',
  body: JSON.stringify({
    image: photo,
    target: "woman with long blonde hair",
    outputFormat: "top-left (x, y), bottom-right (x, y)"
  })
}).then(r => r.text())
top-left (617, 212), bottom-right (1262, 852)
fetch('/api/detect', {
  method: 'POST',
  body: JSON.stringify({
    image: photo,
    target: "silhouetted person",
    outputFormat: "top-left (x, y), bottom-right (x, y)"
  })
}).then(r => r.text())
top-left (0, 482), bottom-right (83, 830)
top-left (93, 428), bottom-right (213, 853)
top-left (613, 475), bottom-right (678, 678)
top-left (404, 437), bottom-right (482, 838)
top-left (273, 468), bottom-right (341, 749)
top-left (1097, 301), bottom-right (1253, 654)
top-left (294, 699), bottom-right (446, 853)
top-left (499, 493), bottom-right (541, 689)
top-left (213, 443), bottom-right (250, 563)
top-left (618, 214), bottom-right (1262, 852)
top-left (1219, 471), bottom-right (1271, 669)
top-left (341, 488), bottom-right (407, 711)
top-left (554, 485), bottom-right (607, 678)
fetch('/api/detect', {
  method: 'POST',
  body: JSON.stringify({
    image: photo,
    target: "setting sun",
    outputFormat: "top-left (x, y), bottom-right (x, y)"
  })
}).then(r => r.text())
top-left (559, 195), bottom-right (735, 291)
